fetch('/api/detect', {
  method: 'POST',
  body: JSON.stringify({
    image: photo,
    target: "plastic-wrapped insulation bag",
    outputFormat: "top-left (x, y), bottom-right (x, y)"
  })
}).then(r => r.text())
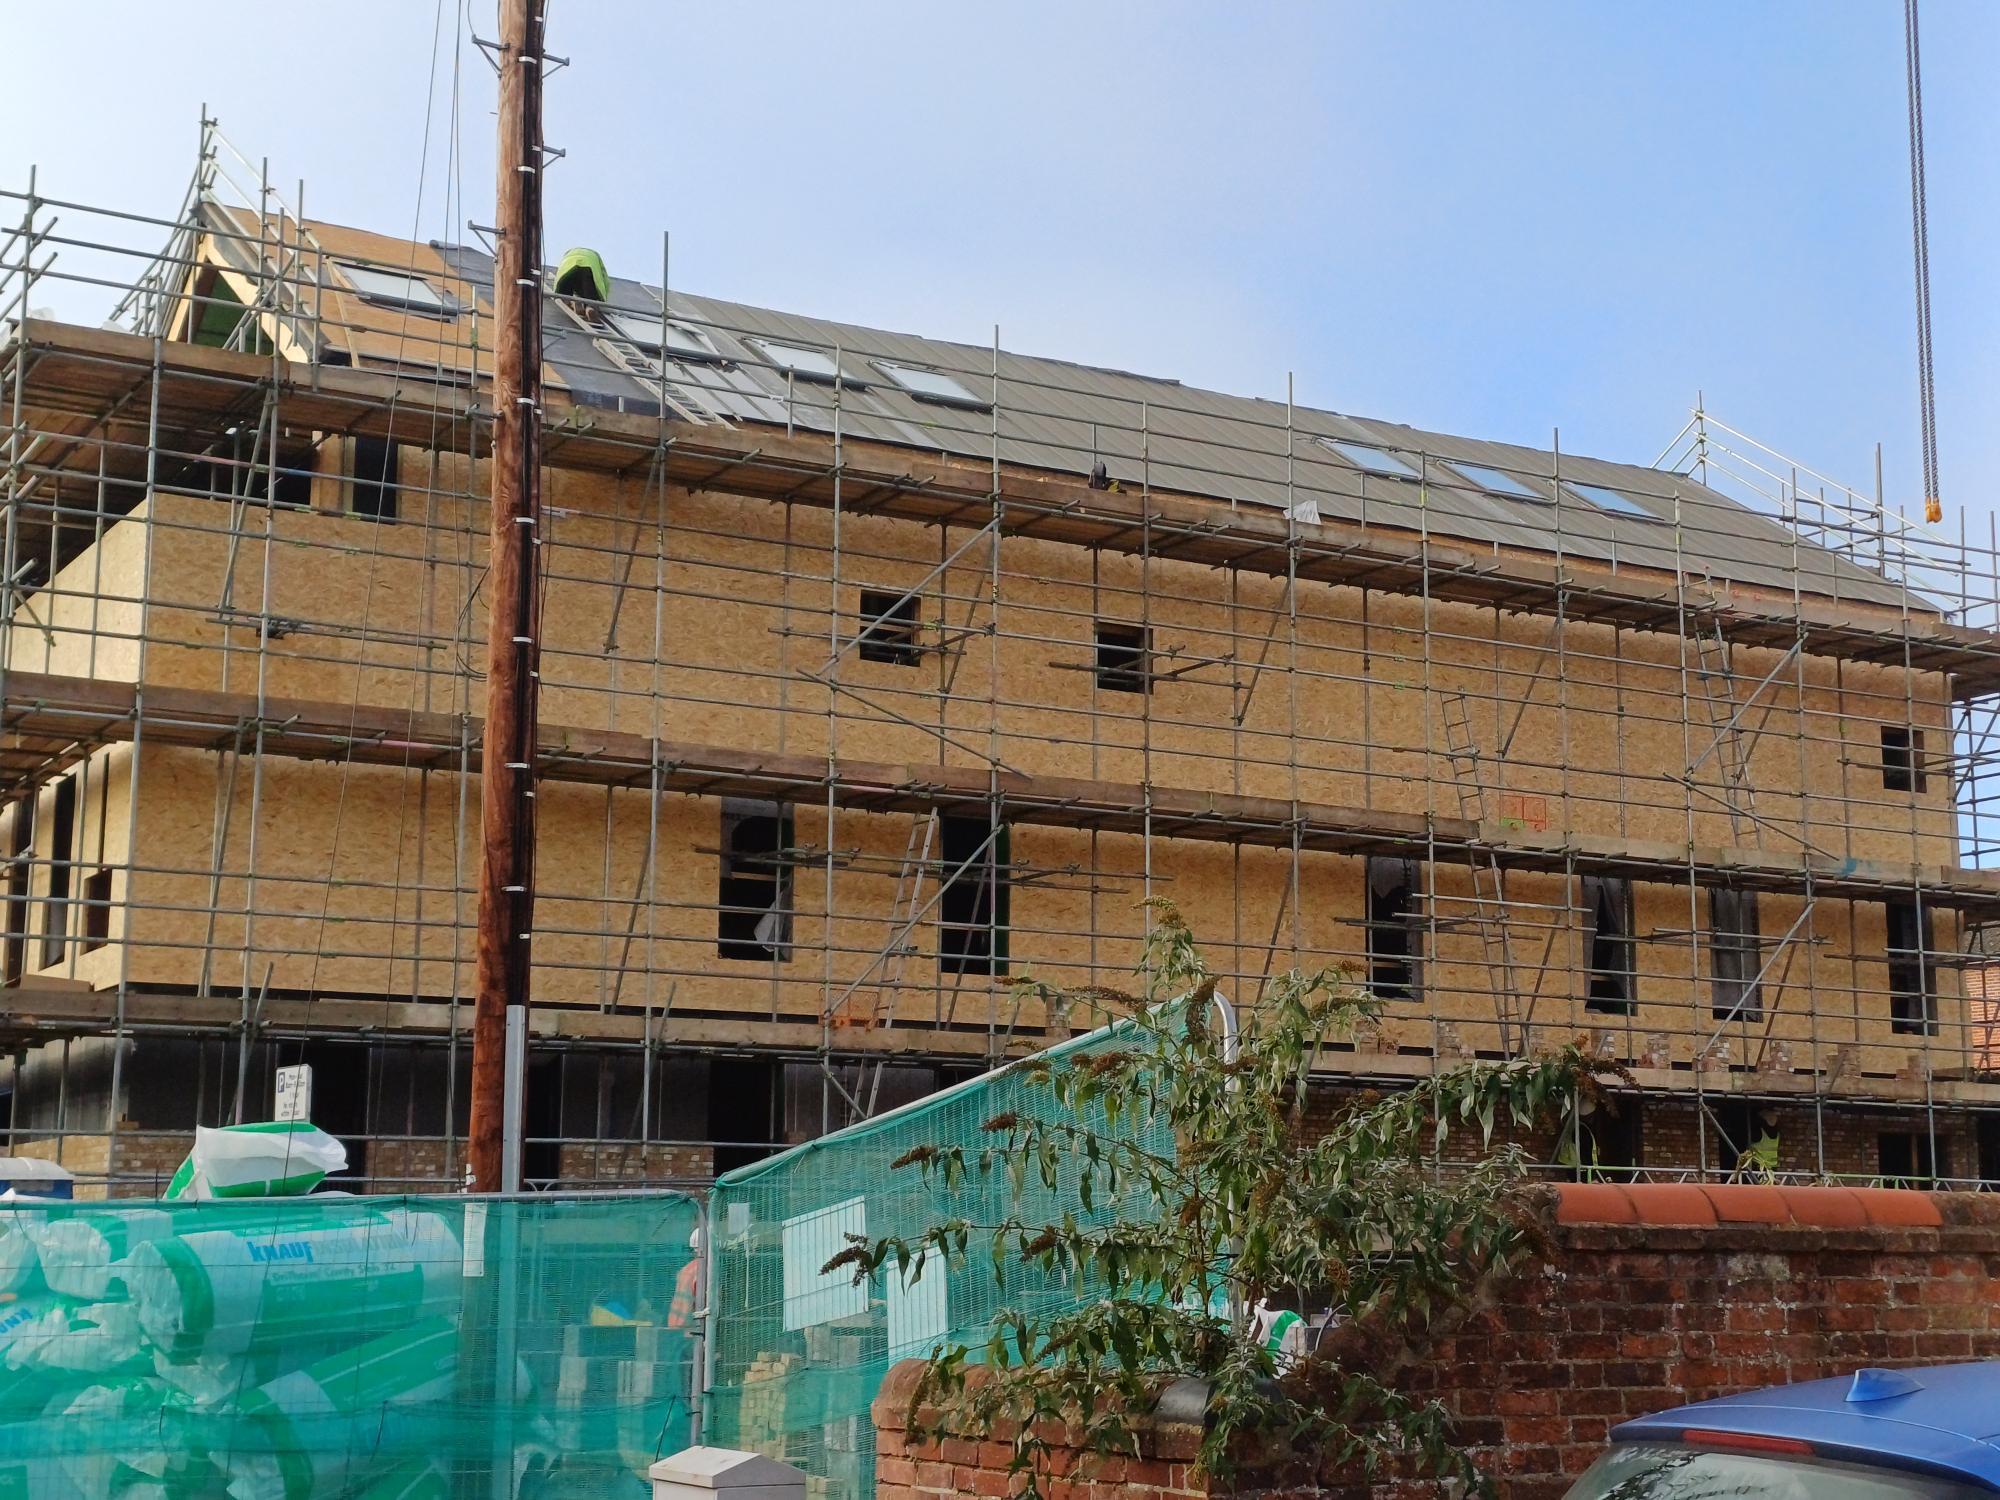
top-left (2, 1297), bottom-right (150, 1377)
top-left (0, 1209), bottom-right (43, 1294)
top-left (27, 1207), bottom-right (178, 1300)
top-left (0, 1439), bottom-right (85, 1500)
top-left (51, 1376), bottom-right (175, 1497)
top-left (0, 1286), bottom-right (60, 1346)
top-left (164, 1123), bottom-right (348, 1201)
top-left (212, 1317), bottom-right (459, 1500)
top-left (125, 1208), bottom-right (461, 1361)
top-left (0, 1349), bottom-right (88, 1425)
top-left (350, 1458), bottom-right (454, 1500)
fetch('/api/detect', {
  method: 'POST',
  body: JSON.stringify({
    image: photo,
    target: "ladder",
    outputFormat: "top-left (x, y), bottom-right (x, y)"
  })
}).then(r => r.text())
top-left (1692, 620), bottom-right (1759, 842)
top-left (1439, 692), bottom-right (1527, 1054)
top-left (831, 811), bottom-right (937, 1035)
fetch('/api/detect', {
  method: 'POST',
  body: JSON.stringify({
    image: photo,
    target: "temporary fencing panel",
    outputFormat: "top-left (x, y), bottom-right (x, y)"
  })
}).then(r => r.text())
top-left (705, 1019), bottom-right (1174, 1500)
top-left (0, 1191), bottom-right (698, 1497)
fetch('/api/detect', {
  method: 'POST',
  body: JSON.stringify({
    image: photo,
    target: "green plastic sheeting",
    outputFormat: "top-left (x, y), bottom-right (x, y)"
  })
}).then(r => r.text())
top-left (704, 1016), bottom-right (1176, 1500)
top-left (0, 1192), bottom-right (699, 1497)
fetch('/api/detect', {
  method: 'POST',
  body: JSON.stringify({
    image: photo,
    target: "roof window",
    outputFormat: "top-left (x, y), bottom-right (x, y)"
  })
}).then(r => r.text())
top-left (1449, 461), bottom-right (1547, 503)
top-left (1320, 438), bottom-right (1421, 478)
top-left (747, 338), bottom-right (846, 384)
top-left (876, 361), bottom-right (989, 409)
top-left (336, 262), bottom-right (451, 315)
top-left (1567, 481), bottom-right (1659, 520)
top-left (605, 311), bottom-right (722, 363)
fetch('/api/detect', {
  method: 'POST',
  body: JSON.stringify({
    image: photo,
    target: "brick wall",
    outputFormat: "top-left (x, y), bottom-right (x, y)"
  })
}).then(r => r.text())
top-left (1640, 1098), bottom-right (1976, 1182)
top-left (8, 1127), bottom-right (191, 1198)
top-left (875, 1364), bottom-right (1207, 1500)
top-left (367, 1137), bottom-right (458, 1190)
top-left (109, 1127), bottom-right (194, 1196)
top-left (555, 1140), bottom-right (714, 1185)
top-left (1304, 1081), bottom-right (1981, 1184)
top-left (874, 1183), bottom-right (2000, 1500)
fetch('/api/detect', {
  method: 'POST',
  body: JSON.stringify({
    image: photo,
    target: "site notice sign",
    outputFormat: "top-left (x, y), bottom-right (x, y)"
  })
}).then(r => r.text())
top-left (275, 1064), bottom-right (313, 1123)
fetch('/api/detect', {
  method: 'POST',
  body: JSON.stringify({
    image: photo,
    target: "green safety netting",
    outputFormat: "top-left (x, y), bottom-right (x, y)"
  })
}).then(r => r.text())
top-left (704, 1016), bottom-right (1176, 1500)
top-left (0, 1192), bottom-right (699, 1498)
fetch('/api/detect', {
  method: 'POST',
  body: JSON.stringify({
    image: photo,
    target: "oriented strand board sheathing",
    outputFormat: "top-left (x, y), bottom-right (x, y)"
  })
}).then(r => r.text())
top-left (0, 438), bottom-right (1971, 1100)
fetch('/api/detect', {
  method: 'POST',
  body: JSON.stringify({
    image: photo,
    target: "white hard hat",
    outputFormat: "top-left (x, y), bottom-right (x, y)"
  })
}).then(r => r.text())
top-left (688, 1224), bottom-right (703, 1254)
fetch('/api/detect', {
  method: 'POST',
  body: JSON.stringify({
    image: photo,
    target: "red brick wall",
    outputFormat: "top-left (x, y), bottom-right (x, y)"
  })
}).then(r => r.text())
top-left (874, 1366), bottom-right (1207, 1500)
top-left (874, 1183), bottom-right (2000, 1500)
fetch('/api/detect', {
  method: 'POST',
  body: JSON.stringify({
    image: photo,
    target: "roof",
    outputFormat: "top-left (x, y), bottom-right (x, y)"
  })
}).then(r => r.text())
top-left (217, 206), bottom-right (1915, 610)
top-left (1615, 1363), bottom-right (2000, 1489)
top-left (425, 240), bottom-right (1910, 609)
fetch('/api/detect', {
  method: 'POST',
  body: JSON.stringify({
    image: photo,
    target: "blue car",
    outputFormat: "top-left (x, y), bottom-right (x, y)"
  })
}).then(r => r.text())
top-left (1564, 1364), bottom-right (2000, 1498)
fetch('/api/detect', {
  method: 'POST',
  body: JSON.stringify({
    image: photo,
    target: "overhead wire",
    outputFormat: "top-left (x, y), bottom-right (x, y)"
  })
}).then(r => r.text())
top-left (289, 0), bottom-right (462, 1150)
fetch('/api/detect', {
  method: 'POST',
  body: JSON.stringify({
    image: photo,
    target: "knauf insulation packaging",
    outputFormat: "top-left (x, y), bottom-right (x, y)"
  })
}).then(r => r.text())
top-left (212, 1317), bottom-right (460, 1500)
top-left (126, 1207), bottom-right (461, 1359)
top-left (0, 1189), bottom-right (700, 1497)
top-left (164, 1123), bottom-right (349, 1202)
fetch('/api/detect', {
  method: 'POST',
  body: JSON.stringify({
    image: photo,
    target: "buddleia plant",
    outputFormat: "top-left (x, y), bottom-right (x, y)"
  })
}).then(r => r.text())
top-left (827, 901), bottom-right (1623, 1496)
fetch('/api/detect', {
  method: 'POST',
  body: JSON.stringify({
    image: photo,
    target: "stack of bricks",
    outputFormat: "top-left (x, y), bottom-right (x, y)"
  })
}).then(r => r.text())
top-left (736, 1351), bottom-right (806, 1460)
top-left (874, 1184), bottom-right (2000, 1500)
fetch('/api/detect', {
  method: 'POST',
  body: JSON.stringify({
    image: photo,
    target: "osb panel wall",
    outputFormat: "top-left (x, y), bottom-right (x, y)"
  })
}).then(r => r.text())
top-left (3, 515), bottom-right (147, 682)
top-left (59, 743), bottom-right (1972, 1083)
top-left (113, 472), bottom-right (1959, 865)
top-left (15, 742), bottom-right (130, 993)
top-left (7, 460), bottom-right (1970, 1074)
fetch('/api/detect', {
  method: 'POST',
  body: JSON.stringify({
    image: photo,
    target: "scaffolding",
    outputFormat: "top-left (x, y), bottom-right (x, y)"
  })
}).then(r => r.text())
top-left (4, 122), bottom-right (2000, 1193)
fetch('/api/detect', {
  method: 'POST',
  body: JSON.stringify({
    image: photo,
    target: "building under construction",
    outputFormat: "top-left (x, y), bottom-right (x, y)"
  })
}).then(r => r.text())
top-left (4, 130), bottom-right (2000, 1194)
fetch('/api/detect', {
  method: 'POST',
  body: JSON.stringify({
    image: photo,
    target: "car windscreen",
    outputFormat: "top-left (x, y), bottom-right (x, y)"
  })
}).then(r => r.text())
top-left (1565, 1445), bottom-right (1995, 1500)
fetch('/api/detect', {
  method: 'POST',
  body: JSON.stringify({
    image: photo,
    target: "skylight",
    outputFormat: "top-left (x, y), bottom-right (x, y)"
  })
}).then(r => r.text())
top-left (337, 262), bottom-right (451, 315)
top-left (605, 311), bottom-right (721, 363)
top-left (748, 338), bottom-right (845, 384)
top-left (876, 361), bottom-right (989, 408)
top-left (1567, 482), bottom-right (1659, 520)
top-left (1320, 438), bottom-right (1421, 478)
top-left (1450, 461), bottom-right (1547, 503)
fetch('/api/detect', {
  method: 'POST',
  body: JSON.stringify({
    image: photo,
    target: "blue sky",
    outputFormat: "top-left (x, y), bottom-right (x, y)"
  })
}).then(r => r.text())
top-left (6, 2), bottom-right (1994, 519)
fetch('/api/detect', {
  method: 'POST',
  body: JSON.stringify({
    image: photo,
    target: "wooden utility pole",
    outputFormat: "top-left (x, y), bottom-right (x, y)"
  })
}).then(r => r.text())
top-left (467, 0), bottom-right (544, 1193)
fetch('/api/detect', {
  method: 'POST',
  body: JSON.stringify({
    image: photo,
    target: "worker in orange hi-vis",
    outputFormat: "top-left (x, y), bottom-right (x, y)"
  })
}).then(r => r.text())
top-left (668, 1225), bottom-right (702, 1331)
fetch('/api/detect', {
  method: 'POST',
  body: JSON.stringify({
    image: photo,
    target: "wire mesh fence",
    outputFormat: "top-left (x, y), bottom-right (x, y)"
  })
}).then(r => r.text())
top-left (704, 1014), bottom-right (1174, 1500)
top-left (0, 1191), bottom-right (699, 1498)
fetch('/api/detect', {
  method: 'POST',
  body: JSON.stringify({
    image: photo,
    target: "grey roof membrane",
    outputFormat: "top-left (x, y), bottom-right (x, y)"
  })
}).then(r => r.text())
top-left (425, 243), bottom-right (1903, 608)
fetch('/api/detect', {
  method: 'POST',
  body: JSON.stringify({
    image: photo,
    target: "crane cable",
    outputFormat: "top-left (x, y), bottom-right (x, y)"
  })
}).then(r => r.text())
top-left (1904, 0), bottom-right (1943, 525)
